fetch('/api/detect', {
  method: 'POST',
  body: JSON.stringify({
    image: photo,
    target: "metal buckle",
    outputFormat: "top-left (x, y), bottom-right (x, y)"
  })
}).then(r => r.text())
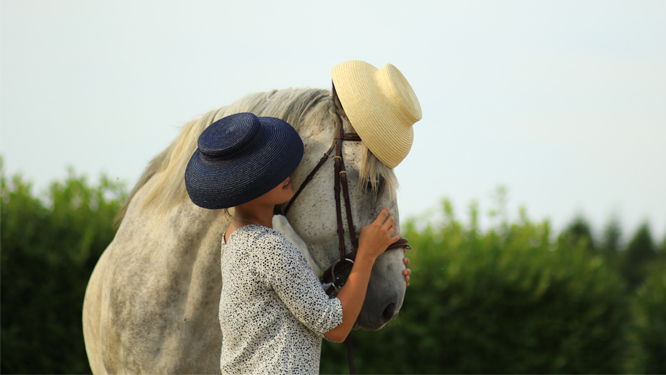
top-left (329, 258), bottom-right (355, 296)
top-left (331, 258), bottom-right (355, 282)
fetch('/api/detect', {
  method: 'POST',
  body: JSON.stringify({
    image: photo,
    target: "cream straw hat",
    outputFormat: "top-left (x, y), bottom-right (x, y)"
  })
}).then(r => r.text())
top-left (332, 60), bottom-right (422, 168)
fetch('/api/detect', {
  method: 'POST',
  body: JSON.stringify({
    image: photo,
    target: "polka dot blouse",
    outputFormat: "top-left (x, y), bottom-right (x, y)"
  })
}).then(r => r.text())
top-left (219, 225), bottom-right (344, 374)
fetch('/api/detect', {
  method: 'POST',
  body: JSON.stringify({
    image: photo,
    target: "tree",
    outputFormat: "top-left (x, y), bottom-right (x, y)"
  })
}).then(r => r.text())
top-left (621, 222), bottom-right (656, 290)
top-left (565, 214), bottom-right (596, 252)
top-left (601, 217), bottom-right (622, 254)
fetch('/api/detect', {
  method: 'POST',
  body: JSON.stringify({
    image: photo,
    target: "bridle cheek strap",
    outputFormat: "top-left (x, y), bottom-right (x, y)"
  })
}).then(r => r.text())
top-left (280, 119), bottom-right (363, 276)
top-left (281, 141), bottom-right (336, 216)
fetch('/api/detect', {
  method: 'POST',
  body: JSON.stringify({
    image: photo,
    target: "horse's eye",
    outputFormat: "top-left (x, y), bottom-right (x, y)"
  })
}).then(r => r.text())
top-left (365, 180), bottom-right (381, 195)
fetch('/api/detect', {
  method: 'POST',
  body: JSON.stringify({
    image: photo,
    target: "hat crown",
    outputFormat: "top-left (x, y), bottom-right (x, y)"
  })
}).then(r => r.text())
top-left (379, 64), bottom-right (422, 125)
top-left (198, 113), bottom-right (261, 158)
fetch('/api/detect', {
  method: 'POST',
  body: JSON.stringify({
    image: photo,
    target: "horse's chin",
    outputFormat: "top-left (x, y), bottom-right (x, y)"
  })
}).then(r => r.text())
top-left (353, 321), bottom-right (389, 331)
top-left (353, 306), bottom-right (399, 331)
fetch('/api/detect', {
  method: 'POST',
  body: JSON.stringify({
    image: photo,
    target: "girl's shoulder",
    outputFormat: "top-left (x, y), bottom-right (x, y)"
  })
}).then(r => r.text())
top-left (254, 226), bottom-right (298, 255)
top-left (229, 225), bottom-right (295, 254)
top-left (233, 226), bottom-right (306, 278)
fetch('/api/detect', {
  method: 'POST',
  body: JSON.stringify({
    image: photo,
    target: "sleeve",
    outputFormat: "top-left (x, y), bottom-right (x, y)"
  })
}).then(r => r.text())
top-left (255, 233), bottom-right (343, 336)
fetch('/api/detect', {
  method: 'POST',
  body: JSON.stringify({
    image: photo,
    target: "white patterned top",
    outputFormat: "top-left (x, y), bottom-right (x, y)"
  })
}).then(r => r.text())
top-left (219, 225), bottom-right (344, 374)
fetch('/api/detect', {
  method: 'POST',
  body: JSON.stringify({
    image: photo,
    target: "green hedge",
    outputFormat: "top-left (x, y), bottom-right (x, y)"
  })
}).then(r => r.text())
top-left (1, 165), bottom-right (126, 374)
top-left (2, 163), bottom-right (665, 374)
top-left (626, 261), bottom-right (666, 374)
top-left (322, 201), bottom-right (630, 374)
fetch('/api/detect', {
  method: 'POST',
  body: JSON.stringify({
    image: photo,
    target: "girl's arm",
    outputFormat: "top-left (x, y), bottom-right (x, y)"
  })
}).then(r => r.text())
top-left (324, 207), bottom-right (400, 343)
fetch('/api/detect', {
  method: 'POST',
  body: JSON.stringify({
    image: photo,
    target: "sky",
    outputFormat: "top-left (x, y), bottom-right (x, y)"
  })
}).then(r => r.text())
top-left (2, 0), bottom-right (665, 243)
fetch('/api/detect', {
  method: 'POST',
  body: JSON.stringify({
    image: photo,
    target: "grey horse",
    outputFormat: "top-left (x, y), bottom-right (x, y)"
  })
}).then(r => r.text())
top-left (83, 88), bottom-right (407, 374)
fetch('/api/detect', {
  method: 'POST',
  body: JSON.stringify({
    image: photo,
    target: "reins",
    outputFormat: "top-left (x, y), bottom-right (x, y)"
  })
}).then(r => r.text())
top-left (279, 116), bottom-right (409, 374)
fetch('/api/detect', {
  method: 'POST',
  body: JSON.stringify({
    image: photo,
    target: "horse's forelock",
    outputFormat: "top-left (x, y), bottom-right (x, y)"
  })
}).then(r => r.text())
top-left (358, 145), bottom-right (398, 201)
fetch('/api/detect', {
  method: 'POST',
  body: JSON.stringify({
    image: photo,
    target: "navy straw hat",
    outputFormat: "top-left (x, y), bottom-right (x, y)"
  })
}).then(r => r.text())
top-left (185, 113), bottom-right (304, 209)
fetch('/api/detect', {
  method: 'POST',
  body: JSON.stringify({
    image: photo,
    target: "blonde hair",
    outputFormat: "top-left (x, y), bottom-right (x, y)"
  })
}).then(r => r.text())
top-left (115, 88), bottom-right (397, 224)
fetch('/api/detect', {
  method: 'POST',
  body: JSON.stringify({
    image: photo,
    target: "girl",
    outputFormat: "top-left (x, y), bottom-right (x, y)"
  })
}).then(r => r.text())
top-left (185, 112), bottom-right (410, 374)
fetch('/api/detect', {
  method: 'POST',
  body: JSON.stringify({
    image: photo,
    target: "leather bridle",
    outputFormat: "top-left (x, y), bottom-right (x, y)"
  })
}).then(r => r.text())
top-left (277, 115), bottom-right (410, 374)
top-left (280, 116), bottom-right (409, 295)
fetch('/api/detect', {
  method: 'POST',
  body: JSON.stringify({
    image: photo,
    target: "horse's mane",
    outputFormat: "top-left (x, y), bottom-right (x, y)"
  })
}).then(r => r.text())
top-left (115, 88), bottom-right (397, 225)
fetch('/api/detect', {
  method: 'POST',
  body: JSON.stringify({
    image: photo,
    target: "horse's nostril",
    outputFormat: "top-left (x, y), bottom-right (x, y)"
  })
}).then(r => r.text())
top-left (381, 303), bottom-right (397, 322)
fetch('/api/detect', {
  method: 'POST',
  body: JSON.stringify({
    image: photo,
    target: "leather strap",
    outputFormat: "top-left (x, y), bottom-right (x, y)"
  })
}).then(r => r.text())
top-left (346, 333), bottom-right (356, 374)
top-left (282, 141), bottom-right (337, 216)
top-left (336, 133), bottom-right (362, 141)
top-left (334, 130), bottom-right (345, 260)
top-left (337, 124), bottom-right (359, 252)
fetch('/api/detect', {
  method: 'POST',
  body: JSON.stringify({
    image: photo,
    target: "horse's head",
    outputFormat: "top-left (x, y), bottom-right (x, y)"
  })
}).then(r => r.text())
top-left (284, 95), bottom-right (406, 330)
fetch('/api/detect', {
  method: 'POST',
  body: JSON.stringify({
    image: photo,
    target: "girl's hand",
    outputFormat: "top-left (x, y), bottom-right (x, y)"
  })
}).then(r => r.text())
top-left (402, 249), bottom-right (411, 286)
top-left (357, 207), bottom-right (401, 262)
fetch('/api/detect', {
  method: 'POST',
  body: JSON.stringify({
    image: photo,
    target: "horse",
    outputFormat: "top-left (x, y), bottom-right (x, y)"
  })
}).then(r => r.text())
top-left (83, 87), bottom-right (407, 374)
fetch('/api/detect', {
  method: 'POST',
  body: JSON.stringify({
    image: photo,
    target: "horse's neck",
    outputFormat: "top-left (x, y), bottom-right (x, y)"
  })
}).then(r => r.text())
top-left (118, 176), bottom-right (229, 254)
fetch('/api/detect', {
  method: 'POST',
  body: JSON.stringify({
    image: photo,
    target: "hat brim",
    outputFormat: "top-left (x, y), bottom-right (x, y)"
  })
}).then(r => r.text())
top-left (185, 117), bottom-right (303, 209)
top-left (332, 61), bottom-right (421, 168)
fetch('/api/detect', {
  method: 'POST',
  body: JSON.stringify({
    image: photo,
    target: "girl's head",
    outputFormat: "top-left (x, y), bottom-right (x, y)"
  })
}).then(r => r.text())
top-left (245, 176), bottom-right (294, 207)
top-left (185, 113), bottom-right (303, 209)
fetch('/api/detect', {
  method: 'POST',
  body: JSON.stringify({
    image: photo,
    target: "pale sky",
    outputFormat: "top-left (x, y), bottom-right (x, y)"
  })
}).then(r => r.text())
top-left (2, 0), bottom-right (665, 242)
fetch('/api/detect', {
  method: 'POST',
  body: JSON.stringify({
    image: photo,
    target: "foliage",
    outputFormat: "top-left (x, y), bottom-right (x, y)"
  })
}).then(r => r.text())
top-left (621, 223), bottom-right (658, 290)
top-left (322, 202), bottom-right (628, 373)
top-left (601, 217), bottom-right (622, 254)
top-left (564, 214), bottom-right (597, 253)
top-left (1, 161), bottom-right (126, 374)
top-left (625, 262), bottom-right (666, 373)
top-left (3, 165), bottom-right (665, 374)
top-left (322, 199), bottom-right (630, 374)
